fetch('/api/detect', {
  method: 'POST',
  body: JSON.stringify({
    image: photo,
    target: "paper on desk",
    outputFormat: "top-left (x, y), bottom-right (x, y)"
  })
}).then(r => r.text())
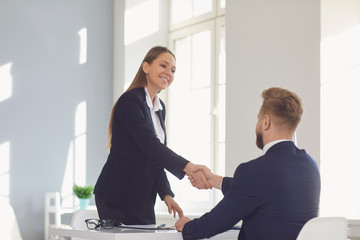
top-left (118, 224), bottom-right (175, 230)
top-left (120, 224), bottom-right (157, 228)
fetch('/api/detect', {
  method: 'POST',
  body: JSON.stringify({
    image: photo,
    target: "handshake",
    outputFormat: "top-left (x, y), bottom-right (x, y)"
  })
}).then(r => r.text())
top-left (183, 162), bottom-right (223, 190)
top-left (174, 162), bottom-right (224, 232)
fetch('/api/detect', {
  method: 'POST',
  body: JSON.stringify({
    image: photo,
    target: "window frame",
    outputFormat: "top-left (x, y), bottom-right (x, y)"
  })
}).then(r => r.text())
top-left (214, 15), bottom-right (226, 204)
top-left (155, 0), bottom-right (225, 214)
top-left (169, 0), bottom-right (217, 31)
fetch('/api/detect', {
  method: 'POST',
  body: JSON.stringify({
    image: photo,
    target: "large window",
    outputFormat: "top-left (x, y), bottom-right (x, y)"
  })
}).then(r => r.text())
top-left (156, 0), bottom-right (225, 214)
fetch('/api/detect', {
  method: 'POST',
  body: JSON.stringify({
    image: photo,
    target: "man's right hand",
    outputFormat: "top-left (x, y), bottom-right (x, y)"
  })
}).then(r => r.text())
top-left (183, 162), bottom-right (212, 189)
top-left (189, 165), bottom-right (223, 190)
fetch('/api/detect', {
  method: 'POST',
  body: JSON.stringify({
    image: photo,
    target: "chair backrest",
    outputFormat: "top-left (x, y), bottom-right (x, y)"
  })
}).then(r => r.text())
top-left (71, 209), bottom-right (99, 229)
top-left (71, 210), bottom-right (99, 240)
top-left (296, 217), bottom-right (347, 240)
top-left (0, 202), bottom-right (23, 240)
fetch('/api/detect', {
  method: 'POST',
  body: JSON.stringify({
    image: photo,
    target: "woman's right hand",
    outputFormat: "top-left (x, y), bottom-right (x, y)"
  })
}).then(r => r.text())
top-left (183, 162), bottom-right (212, 189)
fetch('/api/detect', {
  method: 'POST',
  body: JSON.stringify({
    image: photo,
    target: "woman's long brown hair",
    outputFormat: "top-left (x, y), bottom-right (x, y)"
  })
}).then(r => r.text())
top-left (107, 46), bottom-right (176, 149)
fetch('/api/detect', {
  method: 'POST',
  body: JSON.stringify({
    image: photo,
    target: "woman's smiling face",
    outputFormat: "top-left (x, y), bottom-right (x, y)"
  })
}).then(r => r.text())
top-left (143, 52), bottom-right (176, 94)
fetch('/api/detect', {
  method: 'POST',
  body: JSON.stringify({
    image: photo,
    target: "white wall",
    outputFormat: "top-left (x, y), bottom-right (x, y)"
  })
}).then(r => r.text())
top-left (113, 0), bottom-right (126, 101)
top-left (0, 1), bottom-right (115, 239)
top-left (226, 0), bottom-right (321, 176)
top-left (320, 0), bottom-right (360, 222)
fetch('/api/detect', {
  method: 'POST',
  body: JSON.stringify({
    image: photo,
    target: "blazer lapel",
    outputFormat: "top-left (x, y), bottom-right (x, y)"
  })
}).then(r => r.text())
top-left (143, 100), bottom-right (167, 144)
top-left (156, 110), bottom-right (167, 145)
top-left (143, 100), bottom-right (155, 132)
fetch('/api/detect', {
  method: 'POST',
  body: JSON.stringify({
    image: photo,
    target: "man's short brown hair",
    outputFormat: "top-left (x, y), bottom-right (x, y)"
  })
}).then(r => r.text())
top-left (260, 87), bottom-right (303, 132)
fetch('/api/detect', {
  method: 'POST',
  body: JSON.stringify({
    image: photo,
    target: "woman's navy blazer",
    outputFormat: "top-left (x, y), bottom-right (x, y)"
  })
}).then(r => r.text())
top-left (94, 87), bottom-right (189, 219)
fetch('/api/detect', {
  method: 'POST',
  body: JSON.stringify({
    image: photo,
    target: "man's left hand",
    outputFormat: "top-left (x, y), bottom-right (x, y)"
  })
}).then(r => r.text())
top-left (175, 216), bottom-right (191, 232)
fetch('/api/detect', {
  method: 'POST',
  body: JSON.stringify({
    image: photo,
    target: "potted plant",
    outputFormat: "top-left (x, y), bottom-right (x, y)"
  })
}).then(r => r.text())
top-left (73, 184), bottom-right (94, 209)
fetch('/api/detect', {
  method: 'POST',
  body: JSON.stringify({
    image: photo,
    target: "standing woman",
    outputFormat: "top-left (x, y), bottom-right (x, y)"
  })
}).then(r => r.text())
top-left (94, 46), bottom-right (209, 225)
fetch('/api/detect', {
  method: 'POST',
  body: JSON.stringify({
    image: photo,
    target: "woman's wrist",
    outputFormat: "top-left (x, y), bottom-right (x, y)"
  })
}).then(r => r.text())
top-left (183, 162), bottom-right (194, 174)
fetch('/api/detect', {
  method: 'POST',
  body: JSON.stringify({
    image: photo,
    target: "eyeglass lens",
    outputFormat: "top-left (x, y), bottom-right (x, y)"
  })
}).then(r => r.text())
top-left (101, 219), bottom-right (114, 229)
top-left (85, 219), bottom-right (101, 229)
top-left (85, 219), bottom-right (114, 229)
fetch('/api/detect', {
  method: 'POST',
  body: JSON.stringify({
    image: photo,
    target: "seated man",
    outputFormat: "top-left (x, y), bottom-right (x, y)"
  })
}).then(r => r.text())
top-left (176, 87), bottom-right (321, 240)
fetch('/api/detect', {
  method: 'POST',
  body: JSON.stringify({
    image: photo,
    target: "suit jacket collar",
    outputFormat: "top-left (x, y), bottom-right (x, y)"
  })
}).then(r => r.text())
top-left (263, 139), bottom-right (292, 154)
top-left (265, 141), bottom-right (296, 155)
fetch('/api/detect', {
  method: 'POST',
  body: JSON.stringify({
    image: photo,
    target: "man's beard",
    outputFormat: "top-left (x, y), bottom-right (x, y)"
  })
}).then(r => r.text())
top-left (256, 132), bottom-right (264, 150)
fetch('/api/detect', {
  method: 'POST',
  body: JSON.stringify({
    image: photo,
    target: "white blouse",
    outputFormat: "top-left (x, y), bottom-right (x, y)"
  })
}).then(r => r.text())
top-left (144, 87), bottom-right (165, 144)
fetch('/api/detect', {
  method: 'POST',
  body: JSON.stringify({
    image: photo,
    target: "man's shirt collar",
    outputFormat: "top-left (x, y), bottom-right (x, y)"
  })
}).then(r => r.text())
top-left (263, 139), bottom-right (292, 154)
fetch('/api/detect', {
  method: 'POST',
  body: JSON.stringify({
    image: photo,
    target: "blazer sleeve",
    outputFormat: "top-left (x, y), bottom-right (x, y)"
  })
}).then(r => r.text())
top-left (157, 170), bottom-right (175, 200)
top-left (182, 163), bottom-right (262, 240)
top-left (116, 93), bottom-right (189, 180)
top-left (221, 177), bottom-right (233, 195)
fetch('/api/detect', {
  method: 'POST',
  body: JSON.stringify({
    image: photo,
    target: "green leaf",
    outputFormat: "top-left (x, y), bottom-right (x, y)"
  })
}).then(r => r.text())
top-left (72, 184), bottom-right (94, 199)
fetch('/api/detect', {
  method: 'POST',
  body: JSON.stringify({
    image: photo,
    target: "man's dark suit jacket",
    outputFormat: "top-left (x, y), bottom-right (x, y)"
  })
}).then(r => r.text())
top-left (182, 141), bottom-right (320, 240)
top-left (94, 87), bottom-right (189, 224)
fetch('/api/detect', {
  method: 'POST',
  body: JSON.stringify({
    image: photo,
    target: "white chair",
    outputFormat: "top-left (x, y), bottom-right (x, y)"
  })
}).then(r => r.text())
top-left (71, 209), bottom-right (99, 240)
top-left (0, 202), bottom-right (23, 240)
top-left (296, 217), bottom-right (347, 240)
top-left (44, 192), bottom-right (61, 240)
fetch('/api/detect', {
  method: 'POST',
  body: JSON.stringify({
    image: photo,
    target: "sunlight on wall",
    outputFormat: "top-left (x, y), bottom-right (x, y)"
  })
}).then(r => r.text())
top-left (124, 0), bottom-right (159, 45)
top-left (61, 101), bottom-right (87, 207)
top-left (0, 141), bottom-right (10, 203)
top-left (74, 101), bottom-right (86, 186)
top-left (0, 63), bottom-right (13, 200)
top-left (0, 63), bottom-right (13, 103)
top-left (320, 24), bottom-right (360, 218)
top-left (61, 142), bottom-right (74, 208)
top-left (78, 28), bottom-right (87, 64)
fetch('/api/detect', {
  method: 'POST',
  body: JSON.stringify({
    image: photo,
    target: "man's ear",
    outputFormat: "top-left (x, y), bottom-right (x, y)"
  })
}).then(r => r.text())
top-left (263, 114), bottom-right (271, 130)
top-left (142, 61), bottom-right (149, 74)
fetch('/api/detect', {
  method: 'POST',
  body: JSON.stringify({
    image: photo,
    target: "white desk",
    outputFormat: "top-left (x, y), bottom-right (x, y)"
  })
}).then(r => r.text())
top-left (49, 225), bottom-right (240, 240)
